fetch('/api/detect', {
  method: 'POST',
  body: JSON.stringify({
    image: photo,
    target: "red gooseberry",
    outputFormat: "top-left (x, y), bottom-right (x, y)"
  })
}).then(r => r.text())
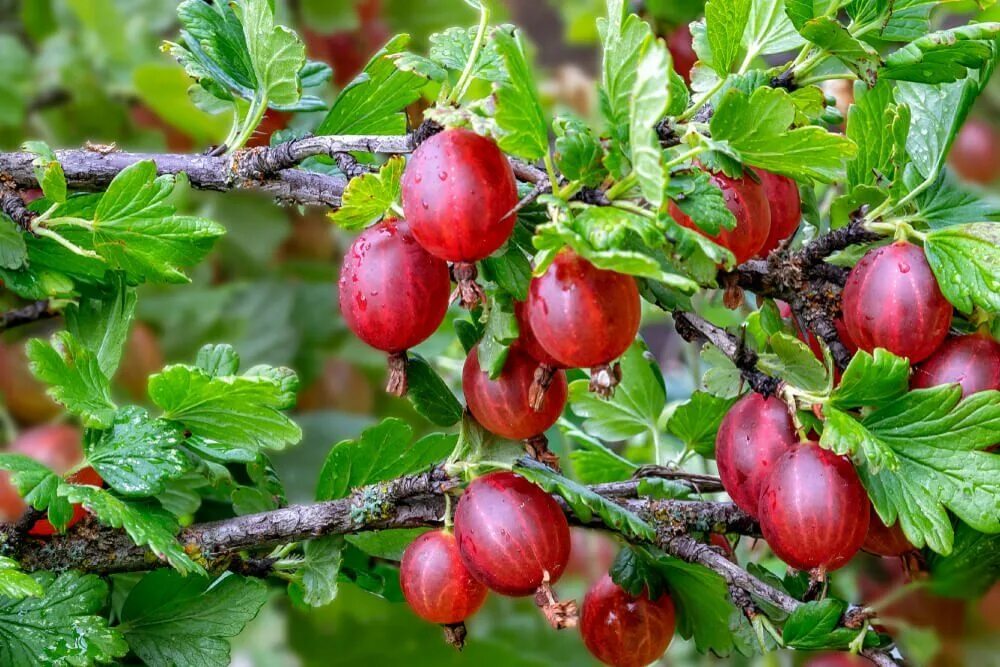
top-left (715, 392), bottom-right (797, 518)
top-left (754, 169), bottom-right (801, 256)
top-left (400, 530), bottom-right (488, 624)
top-left (666, 24), bottom-right (697, 83)
top-left (580, 574), bottom-right (676, 667)
top-left (525, 250), bottom-right (640, 395)
top-left (758, 443), bottom-right (870, 572)
top-left (401, 128), bottom-right (518, 263)
top-left (454, 471), bottom-right (571, 597)
top-left (910, 333), bottom-right (1000, 396)
top-left (337, 218), bottom-right (451, 395)
top-left (862, 505), bottom-right (913, 558)
top-left (841, 241), bottom-right (952, 363)
top-left (949, 118), bottom-right (1000, 185)
top-left (669, 168), bottom-right (772, 265)
top-left (0, 339), bottom-right (62, 425)
top-left (0, 425), bottom-right (103, 536)
top-left (804, 653), bottom-right (874, 667)
top-left (462, 345), bottom-right (567, 441)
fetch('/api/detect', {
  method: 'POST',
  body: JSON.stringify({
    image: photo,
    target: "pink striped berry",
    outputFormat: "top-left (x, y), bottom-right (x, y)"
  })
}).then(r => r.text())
top-left (580, 574), bottom-right (676, 667)
top-left (400, 530), bottom-right (488, 624)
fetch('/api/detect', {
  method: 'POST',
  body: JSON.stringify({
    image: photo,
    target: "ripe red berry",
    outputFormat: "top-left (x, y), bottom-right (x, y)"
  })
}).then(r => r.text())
top-left (754, 169), bottom-right (801, 256)
top-left (400, 530), bottom-right (488, 624)
top-left (842, 241), bottom-right (952, 363)
top-left (862, 505), bottom-right (913, 558)
top-left (715, 393), bottom-right (797, 517)
top-left (669, 169), bottom-right (772, 265)
top-left (910, 333), bottom-right (1000, 396)
top-left (525, 250), bottom-right (640, 373)
top-left (666, 24), bottom-right (697, 83)
top-left (758, 443), bottom-right (870, 571)
top-left (949, 118), bottom-right (1000, 185)
top-left (514, 300), bottom-right (563, 369)
top-left (401, 128), bottom-right (518, 263)
top-left (804, 653), bottom-right (874, 667)
top-left (338, 219), bottom-right (451, 394)
top-left (0, 425), bottom-right (103, 535)
top-left (454, 471), bottom-right (571, 597)
top-left (580, 574), bottom-right (676, 667)
top-left (462, 345), bottom-right (567, 440)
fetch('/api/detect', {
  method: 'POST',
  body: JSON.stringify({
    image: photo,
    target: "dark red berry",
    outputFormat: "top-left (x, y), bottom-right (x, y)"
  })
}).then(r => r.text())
top-left (338, 219), bottom-right (450, 352)
top-left (669, 169), bottom-right (771, 265)
top-left (525, 250), bottom-right (640, 369)
top-left (400, 530), bottom-right (488, 624)
top-left (910, 333), bottom-right (1000, 396)
top-left (401, 128), bottom-right (518, 262)
top-left (462, 345), bottom-right (567, 440)
top-left (949, 118), bottom-right (1000, 185)
top-left (715, 393), bottom-right (797, 517)
top-left (454, 471), bottom-right (571, 596)
top-left (804, 653), bottom-right (874, 667)
top-left (862, 505), bottom-right (913, 558)
top-left (580, 574), bottom-right (675, 667)
top-left (842, 241), bottom-right (952, 363)
top-left (666, 24), bottom-right (697, 83)
top-left (758, 443), bottom-right (870, 571)
top-left (514, 300), bottom-right (563, 368)
top-left (754, 169), bottom-right (801, 256)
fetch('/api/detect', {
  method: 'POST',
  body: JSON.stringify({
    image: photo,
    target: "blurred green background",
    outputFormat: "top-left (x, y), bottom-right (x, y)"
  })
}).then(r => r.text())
top-left (0, 1), bottom-right (998, 665)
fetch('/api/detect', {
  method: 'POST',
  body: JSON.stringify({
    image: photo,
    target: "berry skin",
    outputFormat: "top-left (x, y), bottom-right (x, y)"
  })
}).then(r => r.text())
top-left (513, 300), bottom-right (563, 368)
top-left (0, 425), bottom-right (103, 535)
top-left (401, 128), bottom-right (518, 262)
top-left (454, 471), bottom-right (571, 596)
top-left (338, 219), bottom-right (451, 354)
top-left (862, 505), bottom-right (913, 558)
top-left (910, 333), bottom-right (1000, 397)
top-left (666, 24), bottom-right (697, 82)
top-left (0, 339), bottom-right (61, 425)
top-left (715, 393), bottom-right (797, 517)
top-left (462, 346), bottom-right (567, 440)
top-left (758, 443), bottom-right (870, 571)
top-left (580, 574), bottom-right (676, 667)
top-left (841, 241), bottom-right (952, 363)
top-left (525, 250), bottom-right (640, 369)
top-left (754, 169), bottom-right (801, 256)
top-left (400, 530), bottom-right (488, 624)
top-left (949, 118), bottom-right (1000, 185)
top-left (804, 653), bottom-right (874, 667)
top-left (669, 169), bottom-right (772, 265)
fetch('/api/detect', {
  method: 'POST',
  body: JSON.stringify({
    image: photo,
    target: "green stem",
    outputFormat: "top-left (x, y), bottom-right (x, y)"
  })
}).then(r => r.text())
top-left (663, 146), bottom-right (706, 170)
top-left (605, 172), bottom-right (638, 200)
top-left (678, 77), bottom-right (726, 122)
top-left (796, 72), bottom-right (857, 87)
top-left (611, 200), bottom-right (655, 219)
top-left (227, 95), bottom-right (268, 154)
top-left (450, 3), bottom-right (491, 104)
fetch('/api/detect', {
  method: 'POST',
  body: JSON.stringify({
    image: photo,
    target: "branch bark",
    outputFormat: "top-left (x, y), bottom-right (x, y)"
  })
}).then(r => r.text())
top-left (0, 300), bottom-right (57, 332)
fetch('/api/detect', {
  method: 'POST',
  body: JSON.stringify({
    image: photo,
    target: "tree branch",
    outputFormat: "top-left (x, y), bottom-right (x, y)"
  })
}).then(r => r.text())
top-left (0, 300), bottom-right (57, 332)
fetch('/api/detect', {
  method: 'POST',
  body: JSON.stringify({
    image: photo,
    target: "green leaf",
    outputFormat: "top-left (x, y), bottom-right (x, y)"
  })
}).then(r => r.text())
top-left (0, 558), bottom-right (43, 601)
top-left (233, 0), bottom-right (306, 107)
top-left (896, 78), bottom-right (979, 181)
top-left (568, 339), bottom-right (664, 441)
top-left (710, 87), bottom-right (858, 182)
top-left (480, 243), bottom-right (532, 300)
top-left (64, 276), bottom-right (136, 379)
top-left (60, 485), bottom-right (203, 574)
top-left (26, 332), bottom-right (116, 428)
top-left (629, 35), bottom-right (671, 208)
top-left (829, 348), bottom-right (910, 410)
top-left (430, 26), bottom-right (506, 81)
top-left (0, 221), bottom-right (27, 270)
top-left (598, 0), bottom-right (652, 159)
top-left (0, 572), bottom-right (127, 666)
top-left (846, 79), bottom-right (910, 191)
top-left (493, 27), bottom-right (547, 161)
top-left (317, 34), bottom-right (426, 136)
top-left (912, 169), bottom-right (1000, 229)
top-left (347, 528), bottom-right (427, 560)
top-left (316, 418), bottom-right (455, 501)
top-left (85, 407), bottom-right (191, 497)
top-left (0, 454), bottom-right (73, 533)
top-left (195, 343), bottom-right (241, 377)
top-left (926, 522), bottom-right (1000, 599)
top-left (667, 169), bottom-right (738, 235)
top-left (553, 116), bottom-right (606, 187)
top-left (743, 0), bottom-right (805, 59)
top-left (783, 598), bottom-right (881, 649)
top-left (610, 544), bottom-right (671, 599)
top-left (564, 427), bottom-right (638, 484)
top-left (298, 536), bottom-right (345, 607)
top-left (515, 458), bottom-right (656, 542)
top-left (149, 363), bottom-right (301, 461)
top-left (828, 386), bottom-right (1000, 554)
top-left (404, 353), bottom-right (463, 427)
top-left (756, 332), bottom-right (827, 392)
top-left (798, 16), bottom-right (881, 85)
top-left (120, 570), bottom-right (267, 667)
top-left (23, 141), bottom-right (66, 203)
top-left (328, 157), bottom-right (405, 230)
top-left (705, 0), bottom-right (752, 74)
top-left (882, 24), bottom-right (1000, 84)
top-left (666, 392), bottom-right (738, 458)
top-left (476, 295), bottom-right (518, 379)
top-left (924, 223), bottom-right (1000, 314)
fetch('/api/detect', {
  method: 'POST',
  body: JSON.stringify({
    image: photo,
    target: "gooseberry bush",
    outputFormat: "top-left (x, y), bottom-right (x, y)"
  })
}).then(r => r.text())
top-left (0, 0), bottom-right (998, 665)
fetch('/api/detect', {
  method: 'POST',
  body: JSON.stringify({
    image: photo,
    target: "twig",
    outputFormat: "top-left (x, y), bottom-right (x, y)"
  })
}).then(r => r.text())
top-left (0, 300), bottom-right (56, 332)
